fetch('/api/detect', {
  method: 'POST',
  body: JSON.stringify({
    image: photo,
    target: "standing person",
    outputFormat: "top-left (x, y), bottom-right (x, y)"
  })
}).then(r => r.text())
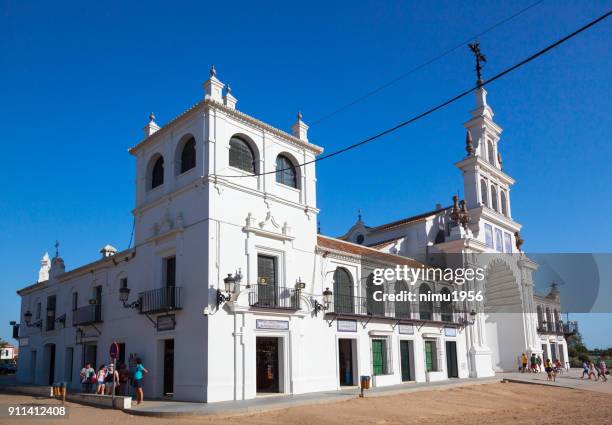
top-left (105, 363), bottom-right (119, 395)
top-left (96, 365), bottom-right (107, 394)
top-left (545, 358), bottom-right (554, 381)
top-left (554, 359), bottom-right (562, 375)
top-left (582, 361), bottom-right (590, 379)
top-left (133, 358), bottom-right (148, 404)
top-left (530, 353), bottom-right (538, 373)
top-left (521, 353), bottom-right (528, 373)
top-left (536, 355), bottom-right (542, 373)
top-left (118, 363), bottom-right (130, 396)
top-left (79, 362), bottom-right (95, 393)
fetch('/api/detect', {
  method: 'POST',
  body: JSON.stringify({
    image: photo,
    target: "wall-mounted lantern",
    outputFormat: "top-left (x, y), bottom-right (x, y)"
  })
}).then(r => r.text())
top-left (23, 310), bottom-right (42, 328)
top-left (55, 314), bottom-right (67, 327)
top-left (295, 278), bottom-right (306, 291)
top-left (217, 274), bottom-right (235, 307)
top-left (461, 309), bottom-right (477, 326)
top-left (314, 287), bottom-right (333, 316)
top-left (119, 284), bottom-right (140, 309)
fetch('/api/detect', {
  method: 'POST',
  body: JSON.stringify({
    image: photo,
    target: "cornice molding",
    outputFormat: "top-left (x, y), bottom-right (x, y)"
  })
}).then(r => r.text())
top-left (129, 100), bottom-right (323, 156)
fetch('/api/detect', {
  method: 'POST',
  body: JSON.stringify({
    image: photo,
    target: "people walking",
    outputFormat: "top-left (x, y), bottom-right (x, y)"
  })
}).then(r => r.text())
top-left (598, 360), bottom-right (608, 382)
top-left (79, 362), bottom-right (95, 393)
top-left (588, 362), bottom-right (597, 380)
top-left (581, 361), bottom-right (589, 379)
top-left (536, 355), bottom-right (542, 372)
top-left (521, 353), bottom-right (528, 373)
top-left (96, 365), bottom-right (107, 394)
top-left (133, 358), bottom-right (148, 404)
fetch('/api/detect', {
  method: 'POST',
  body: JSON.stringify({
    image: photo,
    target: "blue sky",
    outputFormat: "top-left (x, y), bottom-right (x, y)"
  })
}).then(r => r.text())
top-left (0, 1), bottom-right (610, 348)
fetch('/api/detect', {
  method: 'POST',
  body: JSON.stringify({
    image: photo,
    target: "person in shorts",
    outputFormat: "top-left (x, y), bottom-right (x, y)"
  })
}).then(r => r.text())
top-left (79, 362), bottom-right (95, 393)
top-left (521, 353), bottom-right (528, 373)
top-left (133, 358), bottom-right (148, 404)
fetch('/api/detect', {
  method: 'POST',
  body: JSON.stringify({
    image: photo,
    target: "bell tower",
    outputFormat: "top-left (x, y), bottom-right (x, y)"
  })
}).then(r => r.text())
top-left (456, 42), bottom-right (515, 221)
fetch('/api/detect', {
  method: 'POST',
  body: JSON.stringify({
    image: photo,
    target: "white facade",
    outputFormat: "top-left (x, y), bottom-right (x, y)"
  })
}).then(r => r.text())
top-left (16, 69), bottom-right (566, 402)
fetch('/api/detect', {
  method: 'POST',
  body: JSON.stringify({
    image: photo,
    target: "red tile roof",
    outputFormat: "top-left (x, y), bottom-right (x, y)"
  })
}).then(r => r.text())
top-left (317, 234), bottom-right (425, 268)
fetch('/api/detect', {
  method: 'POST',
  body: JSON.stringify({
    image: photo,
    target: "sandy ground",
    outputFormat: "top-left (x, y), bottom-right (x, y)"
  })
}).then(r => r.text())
top-left (1, 382), bottom-right (611, 425)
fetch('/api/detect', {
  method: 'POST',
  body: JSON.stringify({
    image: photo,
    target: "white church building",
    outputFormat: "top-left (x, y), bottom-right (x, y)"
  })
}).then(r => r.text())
top-left (15, 66), bottom-right (568, 402)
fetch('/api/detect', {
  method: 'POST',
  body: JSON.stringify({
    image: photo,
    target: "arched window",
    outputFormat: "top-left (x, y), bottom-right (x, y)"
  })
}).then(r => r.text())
top-left (179, 137), bottom-right (196, 174)
top-left (491, 186), bottom-right (498, 212)
top-left (333, 268), bottom-right (354, 314)
top-left (487, 140), bottom-right (495, 166)
top-left (394, 281), bottom-right (410, 319)
top-left (229, 137), bottom-right (255, 173)
top-left (366, 273), bottom-right (384, 316)
top-left (440, 288), bottom-right (453, 322)
top-left (150, 155), bottom-right (164, 189)
top-left (500, 190), bottom-right (508, 216)
top-left (356, 234), bottom-right (365, 244)
top-left (480, 179), bottom-right (488, 206)
top-left (275, 154), bottom-right (298, 188)
top-left (419, 283), bottom-right (433, 320)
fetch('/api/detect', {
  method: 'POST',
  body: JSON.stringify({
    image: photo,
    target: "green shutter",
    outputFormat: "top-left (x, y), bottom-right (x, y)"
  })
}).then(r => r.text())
top-left (372, 339), bottom-right (386, 375)
top-left (425, 341), bottom-right (434, 372)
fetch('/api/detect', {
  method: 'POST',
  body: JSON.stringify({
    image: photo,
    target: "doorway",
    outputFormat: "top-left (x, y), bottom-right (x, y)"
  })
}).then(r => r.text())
top-left (400, 340), bottom-right (413, 381)
top-left (256, 337), bottom-right (280, 393)
top-left (30, 350), bottom-right (37, 384)
top-left (445, 341), bottom-right (458, 378)
top-left (550, 343), bottom-right (557, 361)
top-left (338, 339), bottom-right (354, 386)
top-left (163, 339), bottom-right (174, 396)
top-left (44, 344), bottom-right (56, 385)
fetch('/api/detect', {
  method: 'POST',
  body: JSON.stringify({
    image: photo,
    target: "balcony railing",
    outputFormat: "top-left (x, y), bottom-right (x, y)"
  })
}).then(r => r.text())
top-left (72, 304), bottom-right (102, 326)
top-left (138, 286), bottom-right (183, 314)
top-left (249, 284), bottom-right (300, 310)
top-left (328, 294), bottom-right (467, 325)
top-left (537, 322), bottom-right (566, 335)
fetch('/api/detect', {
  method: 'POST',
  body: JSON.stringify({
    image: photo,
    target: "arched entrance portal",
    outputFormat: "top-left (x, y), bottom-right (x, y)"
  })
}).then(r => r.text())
top-left (483, 259), bottom-right (525, 372)
top-left (43, 343), bottom-right (56, 385)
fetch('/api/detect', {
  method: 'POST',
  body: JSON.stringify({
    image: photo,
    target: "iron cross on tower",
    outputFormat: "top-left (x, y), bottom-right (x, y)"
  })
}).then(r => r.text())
top-left (468, 41), bottom-right (486, 87)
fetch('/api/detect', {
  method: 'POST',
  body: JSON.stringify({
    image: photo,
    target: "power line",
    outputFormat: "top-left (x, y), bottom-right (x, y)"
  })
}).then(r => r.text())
top-left (215, 9), bottom-right (611, 179)
top-left (309, 0), bottom-right (545, 126)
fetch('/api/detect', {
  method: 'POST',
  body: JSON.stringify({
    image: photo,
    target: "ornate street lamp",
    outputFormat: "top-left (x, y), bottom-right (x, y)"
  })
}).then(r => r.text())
top-left (23, 310), bottom-right (41, 328)
top-left (119, 283), bottom-right (140, 309)
top-left (295, 278), bottom-right (306, 291)
top-left (314, 287), bottom-right (333, 316)
top-left (217, 273), bottom-right (235, 307)
top-left (461, 309), bottom-right (477, 326)
top-left (24, 310), bottom-right (32, 325)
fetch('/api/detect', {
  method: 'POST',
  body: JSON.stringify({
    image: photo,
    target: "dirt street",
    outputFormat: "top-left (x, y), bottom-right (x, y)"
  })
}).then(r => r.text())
top-left (1, 382), bottom-right (611, 425)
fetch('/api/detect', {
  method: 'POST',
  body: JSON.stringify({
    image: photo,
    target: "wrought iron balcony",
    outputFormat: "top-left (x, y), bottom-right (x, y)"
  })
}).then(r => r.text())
top-left (249, 284), bottom-right (300, 310)
top-left (327, 294), bottom-right (466, 325)
top-left (537, 322), bottom-right (566, 335)
top-left (72, 304), bottom-right (102, 326)
top-left (138, 286), bottom-right (183, 315)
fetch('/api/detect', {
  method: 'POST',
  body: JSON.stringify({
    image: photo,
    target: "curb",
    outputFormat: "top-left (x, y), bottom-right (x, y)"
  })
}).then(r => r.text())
top-left (124, 378), bottom-right (501, 418)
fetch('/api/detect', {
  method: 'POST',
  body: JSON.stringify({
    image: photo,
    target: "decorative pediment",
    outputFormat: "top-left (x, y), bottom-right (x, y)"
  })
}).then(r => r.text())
top-left (150, 210), bottom-right (185, 240)
top-left (244, 212), bottom-right (294, 241)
